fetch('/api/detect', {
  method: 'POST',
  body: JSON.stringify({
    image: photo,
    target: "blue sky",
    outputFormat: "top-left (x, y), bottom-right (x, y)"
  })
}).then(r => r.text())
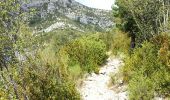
top-left (75, 0), bottom-right (115, 10)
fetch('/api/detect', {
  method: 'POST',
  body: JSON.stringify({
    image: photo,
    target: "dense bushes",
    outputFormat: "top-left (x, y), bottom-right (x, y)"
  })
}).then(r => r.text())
top-left (128, 73), bottom-right (155, 100)
top-left (98, 31), bottom-right (115, 50)
top-left (122, 39), bottom-right (170, 99)
top-left (123, 42), bottom-right (159, 82)
top-left (65, 34), bottom-right (107, 73)
top-left (113, 0), bottom-right (170, 99)
top-left (0, 46), bottom-right (80, 100)
top-left (123, 42), bottom-right (159, 99)
top-left (28, 31), bottom-right (108, 99)
top-left (0, 28), bottom-right (83, 99)
top-left (111, 29), bottom-right (130, 55)
top-left (109, 30), bottom-right (170, 99)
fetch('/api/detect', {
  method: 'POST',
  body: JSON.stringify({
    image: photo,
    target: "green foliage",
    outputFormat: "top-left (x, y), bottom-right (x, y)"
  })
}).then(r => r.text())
top-left (151, 34), bottom-right (170, 66)
top-left (0, 47), bottom-right (80, 100)
top-left (50, 29), bottom-right (83, 51)
top-left (150, 34), bottom-right (170, 96)
top-left (123, 41), bottom-right (170, 98)
top-left (113, 0), bottom-right (170, 47)
top-left (98, 31), bottom-right (115, 50)
top-left (29, 14), bottom-right (41, 25)
top-left (113, 0), bottom-right (170, 99)
top-left (112, 0), bottom-right (138, 34)
top-left (111, 29), bottom-right (130, 55)
top-left (129, 73), bottom-right (155, 100)
top-left (65, 34), bottom-right (107, 73)
top-left (68, 64), bottom-right (83, 80)
top-left (0, 1), bottom-right (81, 99)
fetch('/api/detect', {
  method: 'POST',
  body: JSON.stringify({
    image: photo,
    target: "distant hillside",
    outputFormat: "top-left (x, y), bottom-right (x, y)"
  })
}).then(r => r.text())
top-left (23, 0), bottom-right (114, 33)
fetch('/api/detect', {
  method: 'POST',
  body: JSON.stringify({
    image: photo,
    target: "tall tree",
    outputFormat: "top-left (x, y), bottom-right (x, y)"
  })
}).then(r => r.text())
top-left (113, 0), bottom-right (139, 48)
top-left (113, 0), bottom-right (170, 47)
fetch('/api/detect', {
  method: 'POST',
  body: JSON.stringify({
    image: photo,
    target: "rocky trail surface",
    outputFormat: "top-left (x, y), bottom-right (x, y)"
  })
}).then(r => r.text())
top-left (78, 57), bottom-right (128, 100)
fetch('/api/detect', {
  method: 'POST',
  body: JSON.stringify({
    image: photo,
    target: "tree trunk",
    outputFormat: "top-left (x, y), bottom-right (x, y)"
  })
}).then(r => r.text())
top-left (130, 33), bottom-right (136, 49)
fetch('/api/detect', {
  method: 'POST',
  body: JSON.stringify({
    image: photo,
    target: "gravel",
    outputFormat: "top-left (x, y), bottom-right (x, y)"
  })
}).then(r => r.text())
top-left (79, 57), bottom-right (128, 100)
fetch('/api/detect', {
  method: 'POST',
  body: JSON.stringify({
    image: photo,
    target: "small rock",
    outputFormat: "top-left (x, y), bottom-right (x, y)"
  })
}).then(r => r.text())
top-left (100, 72), bottom-right (106, 75)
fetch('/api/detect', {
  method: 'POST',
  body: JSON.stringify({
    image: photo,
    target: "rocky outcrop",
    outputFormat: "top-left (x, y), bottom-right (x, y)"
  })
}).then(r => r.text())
top-left (26, 0), bottom-right (114, 30)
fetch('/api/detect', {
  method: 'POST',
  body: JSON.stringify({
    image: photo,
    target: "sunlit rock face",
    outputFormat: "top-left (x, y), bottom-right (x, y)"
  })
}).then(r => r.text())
top-left (25, 0), bottom-right (114, 29)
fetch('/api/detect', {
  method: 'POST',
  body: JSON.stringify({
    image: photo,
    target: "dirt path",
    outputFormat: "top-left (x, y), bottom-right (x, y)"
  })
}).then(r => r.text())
top-left (79, 57), bottom-right (127, 100)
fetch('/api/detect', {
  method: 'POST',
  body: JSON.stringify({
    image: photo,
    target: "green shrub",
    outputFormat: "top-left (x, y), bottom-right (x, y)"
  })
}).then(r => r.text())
top-left (25, 48), bottom-right (80, 99)
top-left (111, 29), bottom-right (130, 55)
top-left (68, 64), bottom-right (83, 80)
top-left (0, 47), bottom-right (80, 100)
top-left (39, 29), bottom-right (83, 52)
top-left (123, 42), bottom-right (159, 83)
top-left (151, 34), bottom-right (170, 67)
top-left (98, 31), bottom-right (115, 50)
top-left (152, 67), bottom-right (170, 97)
top-left (65, 35), bottom-right (107, 73)
top-left (129, 72), bottom-right (155, 100)
top-left (123, 41), bottom-right (170, 98)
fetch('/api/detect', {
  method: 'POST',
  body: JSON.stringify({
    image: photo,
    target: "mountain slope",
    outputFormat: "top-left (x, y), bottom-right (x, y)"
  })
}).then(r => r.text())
top-left (25, 0), bottom-right (114, 33)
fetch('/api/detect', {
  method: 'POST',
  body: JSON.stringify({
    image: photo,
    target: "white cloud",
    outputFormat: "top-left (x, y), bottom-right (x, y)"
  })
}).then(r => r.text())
top-left (75, 0), bottom-right (115, 10)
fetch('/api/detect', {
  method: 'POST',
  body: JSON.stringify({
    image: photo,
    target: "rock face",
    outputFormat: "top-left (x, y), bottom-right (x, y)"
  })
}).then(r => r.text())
top-left (26, 0), bottom-right (114, 30)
